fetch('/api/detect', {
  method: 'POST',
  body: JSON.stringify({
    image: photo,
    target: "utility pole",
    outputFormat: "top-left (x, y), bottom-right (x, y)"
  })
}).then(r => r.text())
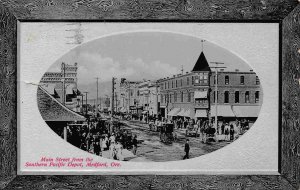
top-left (61, 62), bottom-right (66, 105)
top-left (111, 77), bottom-right (116, 117)
top-left (80, 94), bottom-right (84, 114)
top-left (210, 62), bottom-right (226, 131)
top-left (83, 91), bottom-right (89, 116)
top-left (115, 92), bottom-right (118, 112)
top-left (95, 77), bottom-right (99, 117)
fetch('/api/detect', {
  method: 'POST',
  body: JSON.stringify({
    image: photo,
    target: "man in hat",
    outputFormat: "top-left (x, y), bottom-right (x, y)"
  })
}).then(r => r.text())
top-left (183, 139), bottom-right (190, 160)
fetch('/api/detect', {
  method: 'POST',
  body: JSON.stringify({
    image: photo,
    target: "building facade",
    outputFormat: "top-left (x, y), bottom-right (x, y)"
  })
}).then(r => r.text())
top-left (119, 78), bottom-right (141, 114)
top-left (39, 62), bottom-right (81, 112)
top-left (137, 80), bottom-right (160, 116)
top-left (158, 51), bottom-right (262, 123)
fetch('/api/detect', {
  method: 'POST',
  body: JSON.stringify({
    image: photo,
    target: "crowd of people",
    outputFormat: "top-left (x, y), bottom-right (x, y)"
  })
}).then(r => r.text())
top-left (63, 116), bottom-right (138, 161)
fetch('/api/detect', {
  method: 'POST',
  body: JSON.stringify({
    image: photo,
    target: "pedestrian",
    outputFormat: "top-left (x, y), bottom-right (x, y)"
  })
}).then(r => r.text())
top-left (132, 135), bottom-right (138, 155)
top-left (225, 127), bottom-right (229, 141)
top-left (94, 141), bottom-right (101, 156)
top-left (183, 139), bottom-right (190, 160)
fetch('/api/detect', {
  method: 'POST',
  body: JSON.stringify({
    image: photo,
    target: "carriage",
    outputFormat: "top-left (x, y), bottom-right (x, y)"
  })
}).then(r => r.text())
top-left (203, 127), bottom-right (218, 143)
top-left (159, 123), bottom-right (175, 143)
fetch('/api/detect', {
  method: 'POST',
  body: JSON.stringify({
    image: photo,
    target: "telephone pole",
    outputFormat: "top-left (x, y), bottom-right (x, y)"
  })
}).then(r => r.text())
top-left (95, 77), bottom-right (99, 117)
top-left (210, 62), bottom-right (226, 131)
top-left (61, 62), bottom-right (66, 105)
top-left (111, 77), bottom-right (116, 117)
top-left (83, 91), bottom-right (89, 116)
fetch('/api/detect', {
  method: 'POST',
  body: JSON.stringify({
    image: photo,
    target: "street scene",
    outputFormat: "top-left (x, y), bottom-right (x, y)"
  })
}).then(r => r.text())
top-left (37, 32), bottom-right (262, 162)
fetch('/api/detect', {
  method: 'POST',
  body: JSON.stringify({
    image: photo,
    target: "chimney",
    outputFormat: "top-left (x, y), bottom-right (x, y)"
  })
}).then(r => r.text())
top-left (250, 69), bottom-right (253, 72)
top-left (235, 69), bottom-right (239, 72)
top-left (220, 69), bottom-right (224, 71)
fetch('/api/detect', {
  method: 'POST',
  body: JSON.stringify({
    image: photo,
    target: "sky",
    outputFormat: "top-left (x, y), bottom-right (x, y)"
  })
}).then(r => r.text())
top-left (47, 32), bottom-right (252, 99)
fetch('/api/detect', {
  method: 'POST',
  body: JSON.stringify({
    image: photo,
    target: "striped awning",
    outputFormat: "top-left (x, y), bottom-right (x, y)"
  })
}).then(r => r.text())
top-left (177, 109), bottom-right (186, 116)
top-left (232, 106), bottom-right (261, 117)
top-left (183, 109), bottom-right (195, 118)
top-left (167, 108), bottom-right (181, 116)
top-left (195, 109), bottom-right (207, 118)
top-left (210, 105), bottom-right (235, 117)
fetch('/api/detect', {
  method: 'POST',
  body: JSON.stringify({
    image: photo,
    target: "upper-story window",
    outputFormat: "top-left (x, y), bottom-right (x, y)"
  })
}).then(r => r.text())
top-left (213, 91), bottom-right (218, 103)
top-left (245, 91), bottom-right (250, 103)
top-left (255, 91), bottom-right (259, 103)
top-left (192, 76), bottom-right (194, 85)
top-left (172, 80), bottom-right (174, 88)
top-left (213, 74), bottom-right (218, 84)
top-left (187, 77), bottom-right (189, 85)
top-left (240, 76), bottom-right (245, 85)
top-left (161, 94), bottom-right (163, 103)
top-left (235, 91), bottom-right (239, 103)
top-left (176, 80), bottom-right (178, 88)
top-left (194, 76), bottom-right (199, 84)
top-left (187, 91), bottom-right (191, 102)
top-left (169, 94), bottom-right (172, 103)
top-left (181, 91), bottom-right (184, 102)
top-left (174, 92), bottom-right (177, 102)
top-left (224, 91), bottom-right (229, 103)
top-left (256, 76), bottom-right (260, 85)
top-left (225, 75), bottom-right (229, 85)
top-left (168, 81), bottom-right (170, 89)
top-left (165, 82), bottom-right (167, 89)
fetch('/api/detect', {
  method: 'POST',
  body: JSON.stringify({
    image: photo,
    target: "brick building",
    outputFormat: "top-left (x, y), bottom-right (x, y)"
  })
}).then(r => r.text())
top-left (119, 78), bottom-right (141, 114)
top-left (158, 51), bottom-right (262, 123)
top-left (39, 62), bottom-right (81, 112)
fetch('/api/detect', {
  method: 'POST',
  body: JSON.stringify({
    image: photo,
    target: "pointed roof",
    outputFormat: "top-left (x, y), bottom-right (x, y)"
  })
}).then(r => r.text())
top-left (37, 86), bottom-right (85, 121)
top-left (192, 52), bottom-right (211, 72)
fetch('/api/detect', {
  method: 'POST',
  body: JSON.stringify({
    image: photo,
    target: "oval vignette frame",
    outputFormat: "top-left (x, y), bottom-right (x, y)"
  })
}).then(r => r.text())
top-left (37, 31), bottom-right (263, 163)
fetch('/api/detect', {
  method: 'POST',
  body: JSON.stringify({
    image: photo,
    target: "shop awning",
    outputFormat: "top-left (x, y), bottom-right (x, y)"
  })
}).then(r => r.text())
top-left (167, 108), bottom-right (181, 116)
top-left (194, 90), bottom-right (208, 99)
top-left (183, 109), bottom-right (195, 118)
top-left (232, 106), bottom-right (261, 117)
top-left (210, 105), bottom-right (235, 117)
top-left (195, 109), bottom-right (207, 118)
top-left (120, 107), bottom-right (127, 113)
top-left (177, 109), bottom-right (186, 116)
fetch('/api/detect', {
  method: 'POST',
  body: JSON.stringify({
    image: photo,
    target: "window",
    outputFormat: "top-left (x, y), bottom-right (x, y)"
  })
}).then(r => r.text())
top-left (224, 91), bottom-right (229, 103)
top-left (168, 81), bottom-right (169, 89)
top-left (174, 92), bottom-right (177, 102)
top-left (240, 76), bottom-right (245, 85)
top-left (187, 77), bottom-right (189, 85)
top-left (176, 80), bottom-right (178, 87)
top-left (165, 94), bottom-right (167, 103)
top-left (213, 74), bottom-right (218, 84)
top-left (169, 94), bottom-right (172, 103)
top-left (195, 76), bottom-right (199, 84)
top-left (203, 73), bottom-right (208, 84)
top-left (165, 82), bottom-right (166, 89)
top-left (172, 80), bottom-right (174, 88)
top-left (181, 92), bottom-right (184, 102)
top-left (256, 76), bottom-right (260, 85)
top-left (255, 91), bottom-right (259, 103)
top-left (192, 76), bottom-right (194, 84)
top-left (225, 75), bottom-right (229, 85)
top-left (245, 91), bottom-right (250, 103)
top-left (235, 91), bottom-right (239, 103)
top-left (130, 89), bottom-right (133, 96)
top-left (213, 91), bottom-right (218, 103)
top-left (187, 91), bottom-right (191, 102)
top-left (161, 94), bottom-right (163, 103)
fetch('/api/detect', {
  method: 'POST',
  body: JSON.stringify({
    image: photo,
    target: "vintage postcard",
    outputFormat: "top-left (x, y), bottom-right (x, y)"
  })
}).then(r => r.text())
top-left (18, 22), bottom-right (279, 174)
